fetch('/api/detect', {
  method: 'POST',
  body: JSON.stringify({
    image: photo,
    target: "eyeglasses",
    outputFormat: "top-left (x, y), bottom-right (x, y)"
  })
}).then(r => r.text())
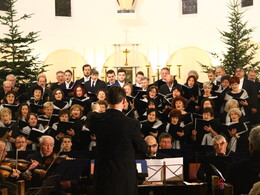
top-left (148, 144), bottom-right (157, 148)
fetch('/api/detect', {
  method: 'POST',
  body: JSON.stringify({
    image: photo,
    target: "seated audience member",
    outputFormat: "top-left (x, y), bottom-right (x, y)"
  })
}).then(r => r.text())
top-left (140, 108), bottom-right (162, 138)
top-left (227, 125), bottom-right (260, 195)
top-left (159, 109), bottom-right (185, 149)
top-left (192, 107), bottom-right (219, 146)
top-left (222, 108), bottom-right (249, 153)
top-left (158, 132), bottom-right (173, 149)
top-left (143, 135), bottom-right (170, 159)
top-left (0, 108), bottom-right (19, 151)
top-left (0, 140), bottom-right (20, 195)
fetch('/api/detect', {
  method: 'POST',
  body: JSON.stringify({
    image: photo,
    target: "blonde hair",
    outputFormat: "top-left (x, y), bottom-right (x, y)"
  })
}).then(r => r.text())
top-left (203, 82), bottom-right (212, 89)
top-left (228, 107), bottom-right (242, 118)
top-left (224, 99), bottom-right (239, 112)
top-left (0, 108), bottom-right (12, 118)
top-left (43, 101), bottom-right (54, 109)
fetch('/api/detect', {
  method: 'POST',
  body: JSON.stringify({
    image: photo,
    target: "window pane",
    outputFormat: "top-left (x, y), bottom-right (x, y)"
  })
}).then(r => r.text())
top-left (0, 0), bottom-right (9, 11)
top-left (55, 0), bottom-right (71, 17)
top-left (241, 0), bottom-right (253, 7)
top-left (182, 0), bottom-right (197, 15)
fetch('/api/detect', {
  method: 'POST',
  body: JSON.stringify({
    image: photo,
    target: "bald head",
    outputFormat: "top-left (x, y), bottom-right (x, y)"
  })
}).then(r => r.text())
top-left (145, 136), bottom-right (158, 157)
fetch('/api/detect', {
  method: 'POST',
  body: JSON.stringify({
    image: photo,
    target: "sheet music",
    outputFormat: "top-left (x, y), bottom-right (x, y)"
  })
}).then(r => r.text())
top-left (136, 163), bottom-right (142, 173)
top-left (146, 158), bottom-right (183, 182)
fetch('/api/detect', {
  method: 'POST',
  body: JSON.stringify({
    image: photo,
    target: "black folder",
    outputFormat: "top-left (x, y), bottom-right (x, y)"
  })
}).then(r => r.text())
top-left (56, 121), bottom-right (74, 134)
top-left (28, 126), bottom-right (49, 143)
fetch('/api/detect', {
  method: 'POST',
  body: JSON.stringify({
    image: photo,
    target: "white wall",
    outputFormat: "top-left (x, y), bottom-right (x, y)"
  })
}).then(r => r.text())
top-left (0, 0), bottom-right (260, 83)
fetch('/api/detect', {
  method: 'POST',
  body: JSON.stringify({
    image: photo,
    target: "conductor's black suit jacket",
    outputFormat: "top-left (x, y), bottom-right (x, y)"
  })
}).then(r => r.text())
top-left (90, 109), bottom-right (147, 195)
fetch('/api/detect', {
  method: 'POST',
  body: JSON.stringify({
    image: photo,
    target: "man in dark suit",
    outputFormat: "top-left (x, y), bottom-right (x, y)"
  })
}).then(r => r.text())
top-left (159, 75), bottom-right (180, 96)
top-left (153, 67), bottom-right (170, 89)
top-left (74, 64), bottom-right (92, 87)
top-left (25, 135), bottom-right (57, 187)
top-left (90, 86), bottom-right (147, 195)
top-left (227, 125), bottom-right (260, 195)
top-left (106, 69), bottom-right (120, 88)
top-left (235, 67), bottom-right (258, 124)
top-left (50, 71), bottom-right (66, 91)
top-left (143, 135), bottom-right (170, 159)
top-left (84, 69), bottom-right (106, 95)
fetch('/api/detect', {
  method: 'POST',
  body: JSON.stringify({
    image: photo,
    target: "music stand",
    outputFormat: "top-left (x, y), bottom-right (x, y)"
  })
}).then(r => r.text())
top-left (146, 158), bottom-right (184, 183)
top-left (27, 175), bottom-right (60, 195)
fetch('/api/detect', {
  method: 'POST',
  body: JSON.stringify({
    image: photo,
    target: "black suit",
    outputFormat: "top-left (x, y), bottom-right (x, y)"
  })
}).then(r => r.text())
top-left (84, 79), bottom-right (107, 95)
top-left (26, 151), bottom-right (58, 187)
top-left (227, 151), bottom-right (260, 195)
top-left (90, 109), bottom-right (147, 195)
top-left (242, 78), bottom-right (257, 109)
top-left (159, 82), bottom-right (181, 95)
top-left (153, 79), bottom-right (166, 89)
top-left (50, 82), bottom-right (66, 91)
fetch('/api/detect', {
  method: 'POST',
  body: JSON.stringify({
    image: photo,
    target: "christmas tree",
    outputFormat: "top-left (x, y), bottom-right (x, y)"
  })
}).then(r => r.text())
top-left (0, 0), bottom-right (47, 86)
top-left (202, 0), bottom-right (260, 76)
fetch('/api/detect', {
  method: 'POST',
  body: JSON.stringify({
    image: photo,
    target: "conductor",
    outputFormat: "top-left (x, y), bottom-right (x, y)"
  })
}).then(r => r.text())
top-left (90, 85), bottom-right (147, 195)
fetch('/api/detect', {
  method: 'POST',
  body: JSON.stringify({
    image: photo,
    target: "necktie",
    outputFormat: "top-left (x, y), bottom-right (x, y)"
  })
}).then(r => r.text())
top-left (92, 81), bottom-right (95, 88)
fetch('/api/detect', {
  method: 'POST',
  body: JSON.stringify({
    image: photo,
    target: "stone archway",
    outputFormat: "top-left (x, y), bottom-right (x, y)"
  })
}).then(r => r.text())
top-left (44, 49), bottom-right (87, 82)
top-left (168, 46), bottom-right (212, 84)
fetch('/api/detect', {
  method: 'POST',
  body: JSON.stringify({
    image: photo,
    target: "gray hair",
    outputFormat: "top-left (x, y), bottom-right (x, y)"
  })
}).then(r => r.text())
top-left (39, 135), bottom-right (54, 145)
top-left (188, 70), bottom-right (199, 79)
top-left (141, 77), bottom-right (149, 82)
top-left (6, 74), bottom-right (16, 80)
top-left (212, 135), bottom-right (227, 145)
top-left (249, 125), bottom-right (260, 151)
